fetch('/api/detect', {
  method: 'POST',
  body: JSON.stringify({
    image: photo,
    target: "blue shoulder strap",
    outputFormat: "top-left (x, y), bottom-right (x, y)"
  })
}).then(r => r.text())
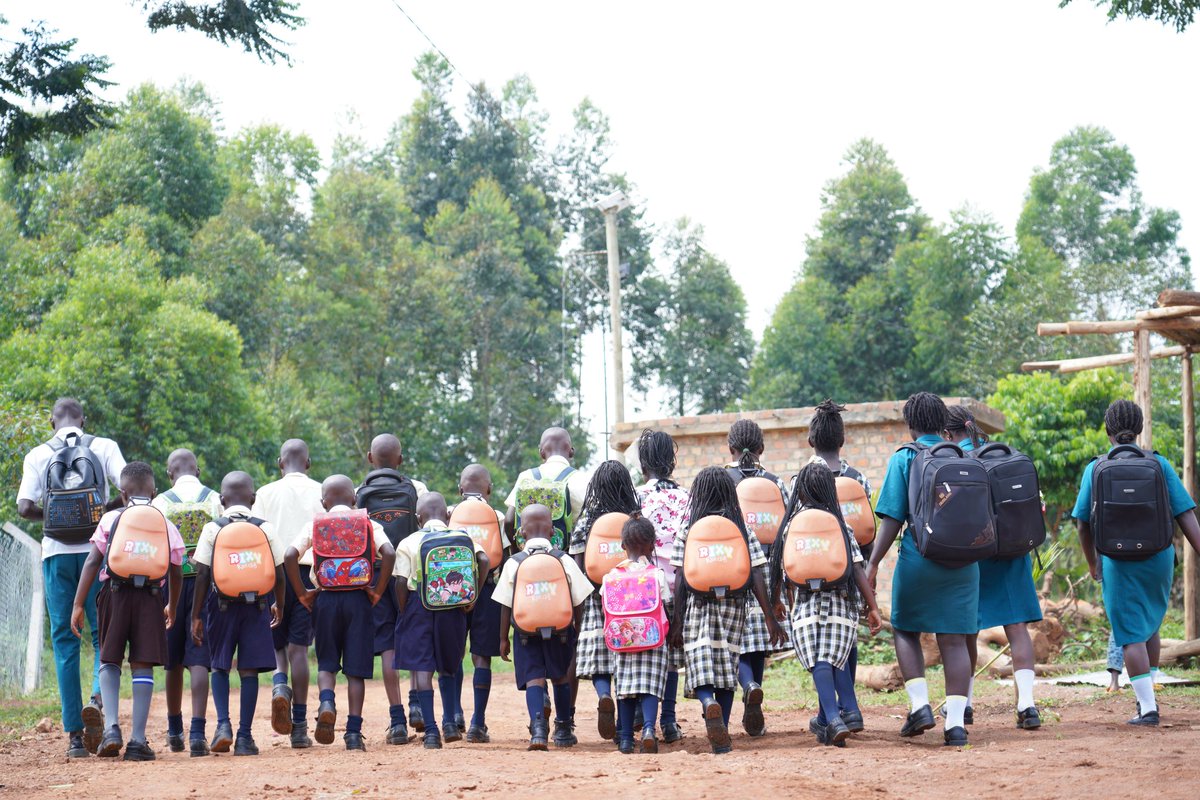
top-left (555, 466), bottom-right (574, 482)
top-left (164, 489), bottom-right (181, 504)
top-left (197, 487), bottom-right (213, 503)
top-left (532, 468), bottom-right (542, 480)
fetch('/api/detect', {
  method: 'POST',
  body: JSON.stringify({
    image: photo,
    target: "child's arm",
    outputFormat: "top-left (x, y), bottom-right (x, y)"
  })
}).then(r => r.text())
top-left (865, 517), bottom-right (903, 592)
top-left (271, 565), bottom-right (285, 628)
top-left (498, 605), bottom-right (512, 661)
top-left (573, 601), bottom-right (585, 631)
top-left (284, 547), bottom-right (317, 609)
top-left (164, 562), bottom-right (182, 629)
top-left (396, 580), bottom-right (410, 615)
top-left (1177, 510), bottom-right (1200, 557)
top-left (669, 571), bottom-right (686, 648)
top-left (751, 568), bottom-right (786, 646)
top-left (70, 546), bottom-right (103, 637)
top-left (1076, 520), bottom-right (1100, 581)
top-left (370, 543), bottom-right (396, 607)
top-left (191, 564), bottom-right (212, 645)
top-left (852, 563), bottom-right (883, 634)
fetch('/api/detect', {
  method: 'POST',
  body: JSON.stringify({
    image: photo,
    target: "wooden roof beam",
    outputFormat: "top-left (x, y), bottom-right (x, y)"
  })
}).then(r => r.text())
top-left (1038, 316), bottom-right (1200, 336)
top-left (1021, 345), bottom-right (1187, 373)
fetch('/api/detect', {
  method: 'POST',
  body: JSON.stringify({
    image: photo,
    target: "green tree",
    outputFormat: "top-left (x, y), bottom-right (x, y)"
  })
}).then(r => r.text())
top-left (1060, 0), bottom-right (1198, 31)
top-left (141, 1), bottom-right (303, 63)
top-left (0, 395), bottom-right (45, 522)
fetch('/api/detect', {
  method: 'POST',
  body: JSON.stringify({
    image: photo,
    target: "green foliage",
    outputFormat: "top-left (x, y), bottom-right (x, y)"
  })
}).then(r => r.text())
top-left (141, 1), bottom-right (304, 63)
top-left (0, 396), bottom-right (44, 521)
top-left (1060, 0), bottom-right (1198, 31)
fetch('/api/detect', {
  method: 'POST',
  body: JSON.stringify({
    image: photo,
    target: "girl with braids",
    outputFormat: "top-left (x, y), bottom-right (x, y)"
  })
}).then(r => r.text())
top-left (945, 405), bottom-right (1043, 730)
top-left (635, 429), bottom-right (689, 743)
top-left (724, 418), bottom-right (790, 737)
top-left (1072, 400), bottom-right (1200, 726)
top-left (668, 467), bottom-right (785, 754)
top-left (770, 458), bottom-right (882, 746)
top-left (866, 392), bottom-right (979, 747)
top-left (567, 460), bottom-right (641, 742)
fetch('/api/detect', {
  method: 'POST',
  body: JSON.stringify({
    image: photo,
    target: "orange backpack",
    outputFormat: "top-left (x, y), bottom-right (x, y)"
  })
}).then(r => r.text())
top-left (448, 496), bottom-right (503, 571)
top-left (682, 515), bottom-right (751, 598)
top-left (836, 476), bottom-right (876, 546)
top-left (736, 476), bottom-right (786, 545)
top-left (583, 511), bottom-right (631, 585)
top-left (105, 504), bottom-right (172, 589)
top-left (782, 508), bottom-right (853, 591)
top-left (211, 516), bottom-right (276, 605)
top-left (511, 547), bottom-right (575, 640)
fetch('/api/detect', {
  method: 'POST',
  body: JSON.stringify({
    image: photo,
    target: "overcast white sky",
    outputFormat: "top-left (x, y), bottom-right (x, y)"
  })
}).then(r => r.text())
top-left (6, 1), bottom-right (1199, 460)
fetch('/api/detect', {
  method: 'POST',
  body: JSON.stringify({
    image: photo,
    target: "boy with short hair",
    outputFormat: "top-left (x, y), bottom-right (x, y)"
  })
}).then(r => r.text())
top-left (190, 471), bottom-right (285, 756)
top-left (393, 492), bottom-right (489, 748)
top-left (285, 475), bottom-right (395, 751)
top-left (151, 448), bottom-right (222, 754)
top-left (504, 427), bottom-right (589, 546)
top-left (70, 462), bottom-right (185, 761)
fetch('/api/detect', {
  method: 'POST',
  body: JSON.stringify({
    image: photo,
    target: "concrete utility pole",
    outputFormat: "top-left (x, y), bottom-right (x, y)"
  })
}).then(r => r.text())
top-left (596, 190), bottom-right (631, 425)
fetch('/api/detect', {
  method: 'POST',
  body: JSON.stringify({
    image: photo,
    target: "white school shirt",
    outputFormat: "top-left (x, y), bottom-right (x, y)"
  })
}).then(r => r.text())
top-left (151, 474), bottom-right (223, 517)
top-left (18, 426), bottom-right (127, 560)
top-left (251, 472), bottom-right (325, 566)
top-left (290, 504), bottom-right (388, 585)
top-left (503, 455), bottom-right (590, 516)
top-left (191, 505), bottom-right (286, 568)
top-left (393, 519), bottom-right (487, 590)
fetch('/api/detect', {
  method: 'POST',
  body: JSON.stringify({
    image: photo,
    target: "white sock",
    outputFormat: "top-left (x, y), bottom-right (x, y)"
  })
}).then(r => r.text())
top-left (944, 695), bottom-right (967, 729)
top-left (1015, 669), bottom-right (1035, 712)
top-left (966, 676), bottom-right (975, 706)
top-left (1131, 673), bottom-right (1157, 715)
top-left (905, 678), bottom-right (929, 712)
top-left (1150, 667), bottom-right (1163, 684)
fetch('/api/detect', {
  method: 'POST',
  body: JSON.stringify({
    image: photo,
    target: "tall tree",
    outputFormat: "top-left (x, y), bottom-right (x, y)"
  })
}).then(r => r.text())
top-left (1060, 0), bottom-right (1198, 31)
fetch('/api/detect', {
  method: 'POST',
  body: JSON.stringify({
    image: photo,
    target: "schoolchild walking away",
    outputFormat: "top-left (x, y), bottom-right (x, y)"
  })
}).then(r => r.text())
top-left (808, 399), bottom-right (875, 730)
top-left (724, 419), bottom-right (790, 737)
top-left (393, 492), bottom-right (489, 749)
top-left (496, 504), bottom-right (593, 751)
top-left (355, 433), bottom-right (425, 745)
top-left (946, 406), bottom-right (1044, 729)
top-left (447, 464), bottom-right (512, 744)
top-left (866, 393), bottom-right (985, 747)
top-left (70, 462), bottom-right (185, 762)
top-left (769, 458), bottom-right (883, 747)
top-left (189, 471), bottom-right (285, 756)
top-left (253, 439), bottom-right (326, 747)
top-left (284, 475), bottom-right (396, 751)
top-left (151, 448), bottom-right (222, 754)
top-left (1073, 400), bottom-right (1200, 726)
top-left (635, 429), bottom-right (690, 743)
top-left (669, 467), bottom-right (785, 754)
top-left (608, 516), bottom-right (674, 754)
top-left (569, 460), bottom-right (642, 743)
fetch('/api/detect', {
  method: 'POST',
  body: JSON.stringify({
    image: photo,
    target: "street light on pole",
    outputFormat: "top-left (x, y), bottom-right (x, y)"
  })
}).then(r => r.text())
top-left (595, 189), bottom-right (631, 426)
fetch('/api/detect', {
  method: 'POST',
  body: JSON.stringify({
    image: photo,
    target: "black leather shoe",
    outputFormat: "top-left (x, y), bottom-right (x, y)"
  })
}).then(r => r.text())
top-left (233, 734), bottom-right (259, 756)
top-left (703, 698), bottom-right (731, 751)
top-left (442, 720), bottom-right (463, 743)
top-left (409, 700), bottom-right (424, 732)
top-left (1016, 707), bottom-right (1041, 730)
top-left (552, 718), bottom-right (577, 748)
top-left (964, 705), bottom-right (974, 726)
top-left (82, 696), bottom-right (104, 754)
top-left (290, 726), bottom-right (313, 748)
top-left (900, 704), bottom-right (936, 737)
top-left (809, 715), bottom-right (826, 738)
top-left (529, 716), bottom-right (549, 751)
top-left (270, 683), bottom-right (293, 735)
top-left (840, 708), bottom-right (865, 733)
top-left (465, 724), bottom-right (490, 743)
top-left (597, 695), bottom-right (617, 740)
top-left (1128, 709), bottom-right (1160, 726)
top-left (640, 727), bottom-right (658, 753)
top-left (122, 740), bottom-right (156, 761)
top-left (189, 737), bottom-right (210, 757)
top-left (660, 721), bottom-right (682, 744)
top-left (314, 701), bottom-right (336, 745)
top-left (944, 726), bottom-right (969, 747)
top-left (167, 732), bottom-right (185, 753)
top-left (98, 726), bottom-right (122, 758)
top-left (454, 712), bottom-right (466, 730)
top-left (344, 731), bottom-right (366, 751)
top-left (385, 722), bottom-right (409, 744)
top-left (825, 716), bottom-right (850, 746)
top-left (423, 727), bottom-right (443, 749)
top-left (210, 720), bottom-right (233, 753)
top-left (742, 682), bottom-right (766, 737)
top-left (617, 737), bottom-right (635, 754)
top-left (67, 733), bottom-right (89, 759)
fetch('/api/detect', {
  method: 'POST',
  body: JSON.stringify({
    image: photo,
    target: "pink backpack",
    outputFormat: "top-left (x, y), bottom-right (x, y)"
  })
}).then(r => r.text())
top-left (601, 560), bottom-right (669, 653)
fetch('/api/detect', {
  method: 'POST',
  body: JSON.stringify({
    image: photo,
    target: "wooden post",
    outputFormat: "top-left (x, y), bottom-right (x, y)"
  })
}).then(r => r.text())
top-left (1183, 350), bottom-right (1198, 639)
top-left (1134, 328), bottom-right (1152, 448)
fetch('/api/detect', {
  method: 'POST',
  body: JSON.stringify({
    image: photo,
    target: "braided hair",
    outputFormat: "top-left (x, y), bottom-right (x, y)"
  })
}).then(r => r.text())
top-left (903, 392), bottom-right (948, 437)
top-left (686, 466), bottom-right (750, 539)
top-left (729, 418), bottom-right (765, 473)
top-left (808, 399), bottom-right (846, 452)
top-left (770, 458), bottom-right (857, 600)
top-left (575, 460), bottom-right (640, 542)
top-left (638, 428), bottom-right (678, 486)
top-left (620, 515), bottom-right (657, 559)
top-left (945, 405), bottom-right (987, 450)
top-left (1104, 400), bottom-right (1143, 446)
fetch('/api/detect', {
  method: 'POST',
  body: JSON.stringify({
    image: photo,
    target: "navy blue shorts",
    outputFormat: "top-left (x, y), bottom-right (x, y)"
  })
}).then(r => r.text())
top-left (206, 599), bottom-right (276, 673)
top-left (513, 626), bottom-right (576, 690)
top-left (393, 598), bottom-right (468, 675)
top-left (273, 570), bottom-right (315, 651)
top-left (314, 590), bottom-right (375, 678)
top-left (468, 578), bottom-right (502, 659)
top-left (165, 575), bottom-right (212, 670)
top-left (372, 577), bottom-right (399, 655)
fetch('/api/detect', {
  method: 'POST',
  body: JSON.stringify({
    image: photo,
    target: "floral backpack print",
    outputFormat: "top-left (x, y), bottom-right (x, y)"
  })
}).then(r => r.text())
top-left (312, 509), bottom-right (375, 590)
top-left (601, 559), bottom-right (668, 653)
top-left (419, 531), bottom-right (478, 611)
top-left (159, 486), bottom-right (220, 577)
top-left (638, 480), bottom-right (690, 582)
top-left (513, 466), bottom-right (575, 549)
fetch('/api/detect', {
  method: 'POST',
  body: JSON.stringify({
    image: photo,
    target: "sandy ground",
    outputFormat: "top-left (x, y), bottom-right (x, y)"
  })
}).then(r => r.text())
top-left (3, 676), bottom-right (1199, 800)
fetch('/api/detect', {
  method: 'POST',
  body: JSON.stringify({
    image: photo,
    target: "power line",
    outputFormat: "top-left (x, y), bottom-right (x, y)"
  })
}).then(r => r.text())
top-left (386, 1), bottom-right (474, 91)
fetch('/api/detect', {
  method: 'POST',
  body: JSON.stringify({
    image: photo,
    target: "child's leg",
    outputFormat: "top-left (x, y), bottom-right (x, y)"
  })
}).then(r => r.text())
top-left (840, 645), bottom-right (859, 711)
top-left (551, 679), bottom-right (573, 723)
top-left (937, 633), bottom-right (971, 731)
top-left (525, 678), bottom-right (548, 720)
top-left (99, 662), bottom-right (121, 730)
top-left (129, 662), bottom-right (155, 744)
top-left (238, 670), bottom-right (259, 737)
top-left (189, 665), bottom-right (209, 726)
top-left (660, 671), bottom-right (678, 727)
top-left (454, 662), bottom-right (466, 721)
top-left (437, 670), bottom-right (459, 726)
top-left (471, 655), bottom-right (492, 727)
top-left (381, 651), bottom-right (400, 706)
top-left (1147, 631), bottom-right (1162, 669)
top-left (617, 697), bottom-right (637, 742)
top-left (346, 676), bottom-right (365, 736)
top-left (412, 671), bottom-right (438, 735)
top-left (811, 662), bottom-right (840, 726)
top-left (737, 654), bottom-right (756, 690)
top-left (594, 673), bottom-right (615, 738)
top-left (639, 693), bottom-right (660, 734)
top-left (894, 629), bottom-right (929, 711)
top-left (751, 652), bottom-right (766, 685)
top-left (1006, 623), bottom-right (1036, 711)
top-left (964, 635), bottom-right (977, 709)
top-left (694, 684), bottom-right (715, 706)
top-left (832, 663), bottom-right (859, 717)
top-left (211, 669), bottom-right (231, 725)
top-left (166, 666), bottom-right (184, 736)
top-left (288, 643), bottom-right (309, 727)
top-left (592, 673), bottom-right (612, 697)
top-left (1125, 641), bottom-right (1157, 715)
top-left (715, 688), bottom-right (735, 727)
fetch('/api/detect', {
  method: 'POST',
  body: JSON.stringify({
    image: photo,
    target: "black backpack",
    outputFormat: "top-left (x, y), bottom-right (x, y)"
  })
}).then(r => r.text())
top-left (355, 468), bottom-right (419, 548)
top-left (902, 441), bottom-right (997, 568)
top-left (1089, 445), bottom-right (1173, 561)
top-left (974, 442), bottom-right (1047, 560)
top-left (42, 432), bottom-right (107, 544)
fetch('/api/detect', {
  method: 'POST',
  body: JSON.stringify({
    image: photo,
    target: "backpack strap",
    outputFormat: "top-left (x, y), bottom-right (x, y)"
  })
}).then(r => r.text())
top-left (554, 466), bottom-right (575, 482)
top-left (196, 487), bottom-right (213, 503)
top-left (531, 468), bottom-right (543, 481)
top-left (898, 442), bottom-right (926, 455)
top-left (215, 513), bottom-right (267, 529)
top-left (164, 489), bottom-right (182, 504)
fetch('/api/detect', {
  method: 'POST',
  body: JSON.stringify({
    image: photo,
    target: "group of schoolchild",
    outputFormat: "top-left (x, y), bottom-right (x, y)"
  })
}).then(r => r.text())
top-left (39, 391), bottom-right (1200, 762)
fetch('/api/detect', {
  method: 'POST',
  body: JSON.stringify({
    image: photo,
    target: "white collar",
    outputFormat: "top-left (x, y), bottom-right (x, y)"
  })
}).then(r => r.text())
top-left (173, 475), bottom-right (201, 488)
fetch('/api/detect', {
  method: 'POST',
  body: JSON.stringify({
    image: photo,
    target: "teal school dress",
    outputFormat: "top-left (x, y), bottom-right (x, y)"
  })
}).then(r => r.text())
top-left (1071, 450), bottom-right (1195, 647)
top-left (875, 434), bottom-right (980, 635)
top-left (960, 439), bottom-right (1043, 630)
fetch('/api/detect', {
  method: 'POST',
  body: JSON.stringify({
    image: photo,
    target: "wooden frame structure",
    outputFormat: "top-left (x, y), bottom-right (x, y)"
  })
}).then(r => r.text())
top-left (1023, 289), bottom-right (1200, 639)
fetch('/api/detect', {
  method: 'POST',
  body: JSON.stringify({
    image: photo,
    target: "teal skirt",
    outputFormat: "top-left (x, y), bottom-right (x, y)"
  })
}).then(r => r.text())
top-left (891, 533), bottom-right (980, 635)
top-left (977, 554), bottom-right (1043, 629)
top-left (1102, 547), bottom-right (1174, 647)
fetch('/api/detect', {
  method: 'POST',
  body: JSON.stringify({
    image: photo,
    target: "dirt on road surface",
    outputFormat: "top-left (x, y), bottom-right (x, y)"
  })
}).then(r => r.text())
top-left (3, 676), bottom-right (1198, 799)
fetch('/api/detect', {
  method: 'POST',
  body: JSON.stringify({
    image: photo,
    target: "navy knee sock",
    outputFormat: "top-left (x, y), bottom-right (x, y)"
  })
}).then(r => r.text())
top-left (526, 685), bottom-right (547, 721)
top-left (189, 716), bottom-right (205, 739)
top-left (834, 663), bottom-right (859, 715)
top-left (389, 704), bottom-right (406, 727)
top-left (660, 671), bottom-right (678, 725)
top-left (617, 697), bottom-right (637, 740)
top-left (292, 703), bottom-right (307, 727)
top-left (812, 662), bottom-right (839, 726)
top-left (454, 663), bottom-right (465, 720)
top-left (168, 713), bottom-right (183, 736)
top-left (695, 684), bottom-right (716, 706)
top-left (239, 674), bottom-right (258, 737)
top-left (639, 694), bottom-right (660, 733)
top-left (751, 652), bottom-right (766, 685)
top-left (593, 674), bottom-right (612, 698)
top-left (416, 689), bottom-right (437, 735)
top-left (272, 672), bottom-right (288, 686)
top-left (716, 688), bottom-right (735, 726)
top-left (472, 667), bottom-right (492, 727)
top-left (346, 714), bottom-right (363, 734)
top-left (737, 656), bottom-right (755, 690)
top-left (438, 674), bottom-right (457, 726)
top-left (319, 688), bottom-right (336, 704)
top-left (551, 682), bottom-right (573, 722)
top-left (211, 670), bottom-right (231, 725)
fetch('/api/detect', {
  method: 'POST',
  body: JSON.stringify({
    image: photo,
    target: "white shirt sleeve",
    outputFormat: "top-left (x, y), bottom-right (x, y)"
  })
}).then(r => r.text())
top-left (17, 448), bottom-right (43, 504)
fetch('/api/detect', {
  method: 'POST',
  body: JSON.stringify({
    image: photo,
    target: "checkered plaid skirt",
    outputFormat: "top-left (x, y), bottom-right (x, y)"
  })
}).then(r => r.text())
top-left (788, 587), bottom-right (861, 670)
top-left (681, 592), bottom-right (746, 695)
top-left (741, 566), bottom-right (790, 655)
top-left (575, 593), bottom-right (617, 678)
top-left (613, 640), bottom-right (670, 699)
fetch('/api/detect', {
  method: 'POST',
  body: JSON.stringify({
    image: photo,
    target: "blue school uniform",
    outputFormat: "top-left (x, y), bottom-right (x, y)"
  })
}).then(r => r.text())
top-left (875, 434), bottom-right (980, 635)
top-left (165, 575), bottom-right (212, 669)
top-left (314, 590), bottom-right (376, 678)
top-left (272, 571), bottom-right (315, 651)
top-left (1071, 450), bottom-right (1195, 647)
top-left (958, 439), bottom-right (1044, 630)
top-left (206, 595), bottom-right (276, 673)
top-left (513, 627), bottom-right (577, 690)
top-left (468, 578), bottom-right (503, 659)
top-left (392, 521), bottom-right (476, 674)
top-left (372, 576), bottom-right (399, 655)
